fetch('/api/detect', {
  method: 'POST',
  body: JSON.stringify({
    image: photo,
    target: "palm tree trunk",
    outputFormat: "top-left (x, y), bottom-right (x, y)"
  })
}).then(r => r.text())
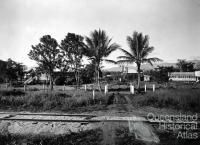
top-left (93, 63), bottom-right (97, 91)
top-left (97, 69), bottom-right (102, 92)
top-left (94, 63), bottom-right (102, 92)
top-left (75, 70), bottom-right (78, 90)
top-left (137, 63), bottom-right (141, 90)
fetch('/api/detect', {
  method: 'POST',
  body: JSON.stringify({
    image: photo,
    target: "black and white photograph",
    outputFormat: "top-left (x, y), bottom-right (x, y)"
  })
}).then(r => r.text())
top-left (0, 0), bottom-right (200, 144)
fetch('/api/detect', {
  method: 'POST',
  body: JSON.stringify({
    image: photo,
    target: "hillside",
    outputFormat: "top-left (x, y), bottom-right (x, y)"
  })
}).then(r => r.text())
top-left (103, 62), bottom-right (177, 72)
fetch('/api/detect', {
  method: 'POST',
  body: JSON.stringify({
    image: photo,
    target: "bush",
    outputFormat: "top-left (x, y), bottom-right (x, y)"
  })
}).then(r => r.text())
top-left (54, 76), bottom-right (67, 85)
top-left (0, 89), bottom-right (25, 96)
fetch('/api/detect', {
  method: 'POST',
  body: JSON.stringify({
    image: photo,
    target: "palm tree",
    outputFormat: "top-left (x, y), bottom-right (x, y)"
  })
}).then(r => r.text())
top-left (83, 29), bottom-right (120, 90)
top-left (118, 31), bottom-right (162, 89)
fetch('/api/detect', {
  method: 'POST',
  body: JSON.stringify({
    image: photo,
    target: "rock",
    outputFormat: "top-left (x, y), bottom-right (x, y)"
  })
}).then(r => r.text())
top-left (0, 121), bottom-right (11, 135)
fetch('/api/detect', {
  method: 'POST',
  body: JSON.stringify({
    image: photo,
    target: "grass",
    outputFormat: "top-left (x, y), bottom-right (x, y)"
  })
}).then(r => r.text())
top-left (0, 82), bottom-right (200, 113)
top-left (0, 89), bottom-right (25, 96)
top-left (132, 88), bottom-right (200, 112)
top-left (0, 89), bottom-right (110, 112)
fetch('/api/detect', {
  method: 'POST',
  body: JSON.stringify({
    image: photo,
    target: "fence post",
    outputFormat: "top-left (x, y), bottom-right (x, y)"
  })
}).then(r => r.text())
top-left (85, 84), bottom-right (87, 91)
top-left (24, 84), bottom-right (26, 92)
top-left (144, 84), bottom-right (146, 92)
top-left (104, 84), bottom-right (108, 94)
top-left (93, 90), bottom-right (95, 100)
top-left (130, 84), bottom-right (134, 94)
top-left (43, 83), bottom-right (45, 91)
top-left (153, 84), bottom-right (155, 92)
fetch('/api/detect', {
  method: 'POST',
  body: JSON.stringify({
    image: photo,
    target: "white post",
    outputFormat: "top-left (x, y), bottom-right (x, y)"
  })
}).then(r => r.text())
top-left (104, 84), bottom-right (108, 94)
top-left (24, 85), bottom-right (26, 91)
top-left (93, 90), bottom-right (95, 100)
top-left (85, 84), bottom-right (87, 91)
top-left (63, 84), bottom-right (65, 91)
top-left (132, 85), bottom-right (134, 94)
top-left (144, 84), bottom-right (146, 92)
top-left (43, 84), bottom-right (45, 90)
top-left (130, 85), bottom-right (134, 94)
top-left (153, 84), bottom-right (155, 92)
top-left (130, 84), bottom-right (132, 92)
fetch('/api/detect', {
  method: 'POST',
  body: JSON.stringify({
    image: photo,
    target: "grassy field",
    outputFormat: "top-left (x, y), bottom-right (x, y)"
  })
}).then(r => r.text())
top-left (0, 82), bottom-right (199, 113)
top-left (0, 88), bottom-right (110, 112)
top-left (131, 87), bottom-right (200, 113)
top-left (0, 83), bottom-right (200, 145)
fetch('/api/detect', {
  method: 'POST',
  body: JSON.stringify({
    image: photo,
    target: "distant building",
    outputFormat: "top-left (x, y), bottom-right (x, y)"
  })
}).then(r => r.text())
top-left (168, 71), bottom-right (200, 82)
top-left (122, 66), bottom-right (138, 74)
top-left (104, 65), bottom-right (151, 82)
top-left (144, 75), bottom-right (151, 81)
top-left (121, 66), bottom-right (151, 81)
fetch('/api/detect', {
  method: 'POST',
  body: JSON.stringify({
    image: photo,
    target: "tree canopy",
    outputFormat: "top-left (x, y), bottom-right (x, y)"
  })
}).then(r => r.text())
top-left (28, 35), bottom-right (60, 90)
top-left (60, 33), bottom-right (85, 87)
top-left (118, 31), bottom-right (162, 89)
top-left (83, 29), bottom-right (120, 88)
top-left (176, 59), bottom-right (194, 72)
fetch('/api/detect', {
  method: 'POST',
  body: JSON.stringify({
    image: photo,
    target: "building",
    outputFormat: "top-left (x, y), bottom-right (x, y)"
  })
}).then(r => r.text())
top-left (168, 71), bottom-right (200, 82)
top-left (144, 75), bottom-right (151, 81)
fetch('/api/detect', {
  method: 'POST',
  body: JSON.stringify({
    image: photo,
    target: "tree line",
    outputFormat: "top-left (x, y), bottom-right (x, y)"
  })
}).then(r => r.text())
top-left (28, 29), bottom-right (163, 90)
top-left (3, 29), bottom-right (198, 91)
top-left (0, 59), bottom-right (26, 85)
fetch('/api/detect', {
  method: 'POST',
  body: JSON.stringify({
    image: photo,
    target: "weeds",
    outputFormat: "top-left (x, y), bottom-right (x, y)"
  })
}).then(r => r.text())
top-left (0, 89), bottom-right (25, 96)
top-left (0, 83), bottom-right (200, 113)
top-left (0, 89), bottom-right (108, 112)
top-left (133, 88), bottom-right (200, 112)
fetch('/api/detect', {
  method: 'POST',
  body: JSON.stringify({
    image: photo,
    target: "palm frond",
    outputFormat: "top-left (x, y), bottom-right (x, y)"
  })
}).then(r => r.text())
top-left (127, 36), bottom-right (138, 57)
top-left (104, 43), bottom-right (120, 57)
top-left (117, 56), bottom-right (133, 60)
top-left (141, 46), bottom-right (154, 58)
top-left (142, 57), bottom-right (163, 66)
top-left (117, 59), bottom-right (135, 64)
top-left (118, 48), bottom-right (133, 58)
top-left (103, 59), bottom-right (117, 64)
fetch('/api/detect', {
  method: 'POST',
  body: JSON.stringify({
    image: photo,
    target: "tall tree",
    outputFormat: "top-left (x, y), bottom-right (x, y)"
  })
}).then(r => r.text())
top-left (5, 59), bottom-right (18, 85)
top-left (176, 59), bottom-right (187, 72)
top-left (80, 62), bottom-right (103, 84)
top-left (4, 58), bottom-right (26, 85)
top-left (176, 59), bottom-right (194, 72)
top-left (83, 29), bottom-right (120, 90)
top-left (60, 33), bottom-right (85, 88)
top-left (148, 66), bottom-right (177, 83)
top-left (28, 35), bottom-right (60, 90)
top-left (195, 62), bottom-right (200, 71)
top-left (118, 31), bottom-right (162, 89)
top-left (15, 63), bottom-right (26, 83)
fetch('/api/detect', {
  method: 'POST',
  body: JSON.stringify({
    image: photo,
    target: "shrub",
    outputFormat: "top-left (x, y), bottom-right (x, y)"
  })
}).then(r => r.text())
top-left (54, 76), bottom-right (67, 85)
top-left (0, 89), bottom-right (25, 96)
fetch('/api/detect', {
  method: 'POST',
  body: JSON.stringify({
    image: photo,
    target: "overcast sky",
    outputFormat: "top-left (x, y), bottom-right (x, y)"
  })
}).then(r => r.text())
top-left (0, 0), bottom-right (200, 68)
